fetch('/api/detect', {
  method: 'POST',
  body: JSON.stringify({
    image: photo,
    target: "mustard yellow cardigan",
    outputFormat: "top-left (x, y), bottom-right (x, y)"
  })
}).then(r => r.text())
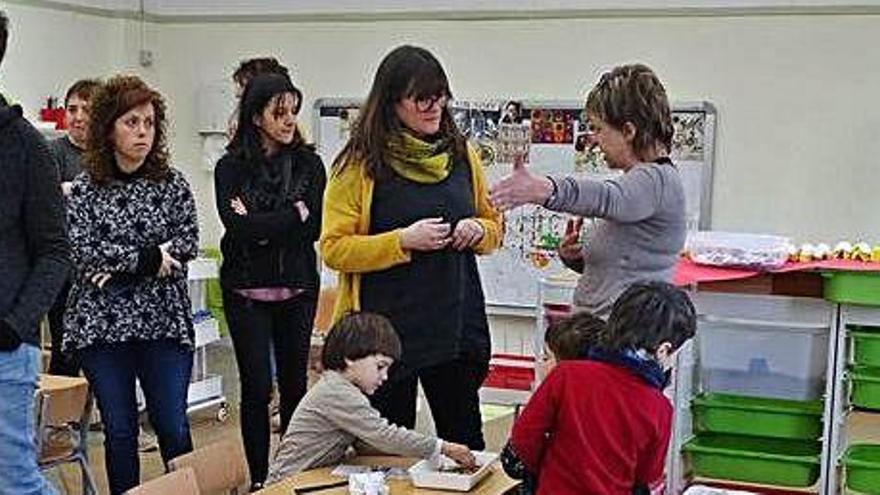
top-left (320, 144), bottom-right (503, 322)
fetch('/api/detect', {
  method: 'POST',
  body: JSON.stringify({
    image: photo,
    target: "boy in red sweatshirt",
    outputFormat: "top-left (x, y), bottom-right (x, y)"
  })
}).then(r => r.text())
top-left (509, 281), bottom-right (696, 495)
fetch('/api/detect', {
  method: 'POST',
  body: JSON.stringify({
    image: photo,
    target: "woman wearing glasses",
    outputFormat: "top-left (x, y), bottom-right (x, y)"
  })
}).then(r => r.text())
top-left (214, 73), bottom-right (326, 491)
top-left (320, 45), bottom-right (502, 450)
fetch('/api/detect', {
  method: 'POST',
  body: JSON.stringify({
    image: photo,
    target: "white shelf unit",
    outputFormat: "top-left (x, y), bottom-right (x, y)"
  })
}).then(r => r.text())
top-left (670, 292), bottom-right (836, 494)
top-left (825, 303), bottom-right (880, 494)
top-left (185, 257), bottom-right (228, 421)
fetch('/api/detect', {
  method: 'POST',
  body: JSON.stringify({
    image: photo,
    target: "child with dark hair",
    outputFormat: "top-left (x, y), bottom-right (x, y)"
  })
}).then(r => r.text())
top-left (267, 312), bottom-right (476, 485)
top-left (543, 311), bottom-right (605, 369)
top-left (508, 281), bottom-right (696, 495)
top-left (502, 311), bottom-right (605, 494)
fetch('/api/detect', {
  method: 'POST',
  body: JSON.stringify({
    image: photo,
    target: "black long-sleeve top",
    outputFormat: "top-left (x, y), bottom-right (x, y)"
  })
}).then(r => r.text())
top-left (0, 97), bottom-right (71, 348)
top-left (214, 145), bottom-right (326, 293)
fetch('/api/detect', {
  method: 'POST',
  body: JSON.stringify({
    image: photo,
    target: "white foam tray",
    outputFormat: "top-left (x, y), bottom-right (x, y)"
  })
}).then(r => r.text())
top-left (409, 451), bottom-right (498, 492)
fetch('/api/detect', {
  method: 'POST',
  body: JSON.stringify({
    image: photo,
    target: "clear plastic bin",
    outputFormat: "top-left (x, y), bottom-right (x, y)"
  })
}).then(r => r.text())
top-left (687, 231), bottom-right (791, 271)
top-left (698, 317), bottom-right (828, 401)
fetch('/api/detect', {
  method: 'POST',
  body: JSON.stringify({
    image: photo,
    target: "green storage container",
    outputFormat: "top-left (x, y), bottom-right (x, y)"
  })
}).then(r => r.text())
top-left (692, 393), bottom-right (823, 440)
top-left (823, 271), bottom-right (880, 306)
top-left (844, 444), bottom-right (880, 494)
top-left (851, 328), bottom-right (880, 368)
top-left (682, 434), bottom-right (821, 487)
top-left (850, 366), bottom-right (880, 410)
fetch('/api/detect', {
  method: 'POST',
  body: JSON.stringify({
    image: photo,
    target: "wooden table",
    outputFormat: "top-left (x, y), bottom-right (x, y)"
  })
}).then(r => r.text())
top-left (256, 456), bottom-right (519, 495)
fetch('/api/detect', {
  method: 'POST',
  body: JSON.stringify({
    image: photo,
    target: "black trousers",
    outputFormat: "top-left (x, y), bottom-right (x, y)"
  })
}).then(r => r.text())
top-left (223, 290), bottom-right (316, 485)
top-left (370, 358), bottom-right (489, 450)
top-left (47, 278), bottom-right (80, 376)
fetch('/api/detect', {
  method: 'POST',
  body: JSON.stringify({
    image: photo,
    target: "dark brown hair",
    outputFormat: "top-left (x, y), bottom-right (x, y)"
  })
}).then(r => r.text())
top-left (64, 79), bottom-right (103, 106)
top-left (228, 73), bottom-right (309, 164)
top-left (585, 63), bottom-right (674, 159)
top-left (0, 10), bottom-right (8, 67)
top-left (232, 57), bottom-right (289, 88)
top-left (599, 281), bottom-right (696, 354)
top-left (332, 45), bottom-right (467, 179)
top-left (84, 75), bottom-right (169, 185)
top-left (321, 312), bottom-right (402, 371)
top-left (545, 311), bottom-right (605, 360)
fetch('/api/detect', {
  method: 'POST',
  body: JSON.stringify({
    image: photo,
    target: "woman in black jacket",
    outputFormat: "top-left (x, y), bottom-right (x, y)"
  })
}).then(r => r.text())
top-left (214, 73), bottom-right (326, 491)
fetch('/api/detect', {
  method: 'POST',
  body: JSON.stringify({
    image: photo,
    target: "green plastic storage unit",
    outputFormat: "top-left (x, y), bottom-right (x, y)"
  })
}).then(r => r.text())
top-left (683, 434), bottom-right (821, 487)
top-left (823, 271), bottom-right (880, 306)
top-left (844, 444), bottom-right (880, 494)
top-left (850, 366), bottom-right (880, 411)
top-left (851, 327), bottom-right (880, 368)
top-left (692, 393), bottom-right (823, 441)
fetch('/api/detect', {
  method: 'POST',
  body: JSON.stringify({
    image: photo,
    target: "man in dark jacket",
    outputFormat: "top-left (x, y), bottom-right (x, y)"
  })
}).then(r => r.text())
top-left (0, 10), bottom-right (70, 494)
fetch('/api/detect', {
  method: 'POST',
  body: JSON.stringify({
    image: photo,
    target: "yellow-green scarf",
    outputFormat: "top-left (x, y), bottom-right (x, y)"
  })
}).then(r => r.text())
top-left (384, 132), bottom-right (451, 183)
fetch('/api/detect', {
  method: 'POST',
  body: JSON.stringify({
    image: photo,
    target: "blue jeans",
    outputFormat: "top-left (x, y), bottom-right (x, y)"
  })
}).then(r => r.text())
top-left (80, 340), bottom-right (193, 495)
top-left (0, 344), bottom-right (58, 495)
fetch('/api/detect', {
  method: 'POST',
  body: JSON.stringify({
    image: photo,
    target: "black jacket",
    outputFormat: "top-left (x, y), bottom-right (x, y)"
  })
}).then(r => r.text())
top-left (214, 145), bottom-right (326, 292)
top-left (0, 96), bottom-right (71, 349)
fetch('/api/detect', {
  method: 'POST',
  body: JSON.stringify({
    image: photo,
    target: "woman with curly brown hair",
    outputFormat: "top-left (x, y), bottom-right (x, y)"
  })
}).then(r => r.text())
top-left (63, 75), bottom-right (199, 494)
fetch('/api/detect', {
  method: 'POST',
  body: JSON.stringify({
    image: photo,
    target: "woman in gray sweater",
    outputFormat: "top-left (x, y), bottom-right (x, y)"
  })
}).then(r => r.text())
top-left (267, 312), bottom-right (476, 485)
top-left (490, 64), bottom-right (685, 318)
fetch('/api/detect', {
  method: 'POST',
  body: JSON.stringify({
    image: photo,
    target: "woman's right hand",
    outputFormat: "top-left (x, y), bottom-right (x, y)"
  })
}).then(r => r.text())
top-left (230, 196), bottom-right (248, 216)
top-left (441, 442), bottom-right (477, 470)
top-left (558, 217), bottom-right (584, 262)
top-left (158, 242), bottom-right (182, 278)
top-left (400, 217), bottom-right (451, 251)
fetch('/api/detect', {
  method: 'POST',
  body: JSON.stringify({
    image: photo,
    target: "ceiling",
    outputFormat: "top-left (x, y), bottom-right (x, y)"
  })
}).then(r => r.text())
top-left (34, 0), bottom-right (880, 17)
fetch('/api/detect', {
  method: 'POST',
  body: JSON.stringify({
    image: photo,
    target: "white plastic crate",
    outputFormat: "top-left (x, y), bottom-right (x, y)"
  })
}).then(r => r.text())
top-left (698, 317), bottom-right (828, 400)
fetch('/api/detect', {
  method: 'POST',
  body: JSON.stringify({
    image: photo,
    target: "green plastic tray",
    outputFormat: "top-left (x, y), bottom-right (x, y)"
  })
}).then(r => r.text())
top-left (844, 444), bottom-right (880, 494)
top-left (850, 367), bottom-right (880, 410)
top-left (823, 271), bottom-right (880, 306)
top-left (851, 328), bottom-right (880, 368)
top-left (682, 434), bottom-right (821, 487)
top-left (692, 393), bottom-right (823, 440)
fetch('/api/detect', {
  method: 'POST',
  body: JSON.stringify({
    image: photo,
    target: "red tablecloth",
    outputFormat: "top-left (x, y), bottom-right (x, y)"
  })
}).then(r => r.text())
top-left (673, 258), bottom-right (880, 286)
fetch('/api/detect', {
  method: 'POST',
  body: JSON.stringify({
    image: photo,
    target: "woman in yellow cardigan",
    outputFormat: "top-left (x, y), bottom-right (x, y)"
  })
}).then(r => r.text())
top-left (320, 45), bottom-right (502, 450)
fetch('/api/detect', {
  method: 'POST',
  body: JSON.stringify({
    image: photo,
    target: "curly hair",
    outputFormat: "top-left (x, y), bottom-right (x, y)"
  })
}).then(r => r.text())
top-left (232, 57), bottom-right (289, 88)
top-left (585, 63), bottom-right (674, 159)
top-left (84, 75), bottom-right (170, 185)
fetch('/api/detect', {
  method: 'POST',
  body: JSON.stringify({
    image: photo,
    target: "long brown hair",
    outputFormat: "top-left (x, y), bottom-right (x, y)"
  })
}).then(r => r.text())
top-left (84, 75), bottom-right (170, 185)
top-left (332, 45), bottom-right (467, 179)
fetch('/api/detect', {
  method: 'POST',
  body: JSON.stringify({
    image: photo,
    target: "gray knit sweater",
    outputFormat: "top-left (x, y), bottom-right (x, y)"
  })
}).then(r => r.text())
top-left (267, 370), bottom-right (438, 484)
top-left (546, 162), bottom-right (686, 318)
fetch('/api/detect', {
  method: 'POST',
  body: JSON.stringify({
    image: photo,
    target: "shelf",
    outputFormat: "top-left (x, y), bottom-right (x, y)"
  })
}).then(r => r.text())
top-left (478, 387), bottom-right (530, 407)
top-left (188, 257), bottom-right (219, 280)
top-left (845, 410), bottom-right (880, 445)
top-left (691, 477), bottom-right (819, 494)
top-left (193, 318), bottom-right (220, 348)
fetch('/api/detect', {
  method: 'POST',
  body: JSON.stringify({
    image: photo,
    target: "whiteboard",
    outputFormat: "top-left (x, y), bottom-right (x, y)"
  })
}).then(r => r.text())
top-left (313, 98), bottom-right (716, 311)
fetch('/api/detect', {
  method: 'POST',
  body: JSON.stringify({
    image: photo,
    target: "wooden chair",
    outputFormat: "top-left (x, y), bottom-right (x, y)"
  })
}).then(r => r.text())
top-left (126, 467), bottom-right (200, 495)
top-left (34, 374), bottom-right (99, 495)
top-left (169, 439), bottom-right (248, 495)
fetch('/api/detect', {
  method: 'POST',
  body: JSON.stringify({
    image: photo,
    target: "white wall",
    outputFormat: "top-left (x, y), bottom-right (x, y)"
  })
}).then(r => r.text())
top-left (0, 3), bottom-right (134, 117)
top-left (152, 14), bottom-right (880, 248)
top-left (3, 3), bottom-right (880, 249)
